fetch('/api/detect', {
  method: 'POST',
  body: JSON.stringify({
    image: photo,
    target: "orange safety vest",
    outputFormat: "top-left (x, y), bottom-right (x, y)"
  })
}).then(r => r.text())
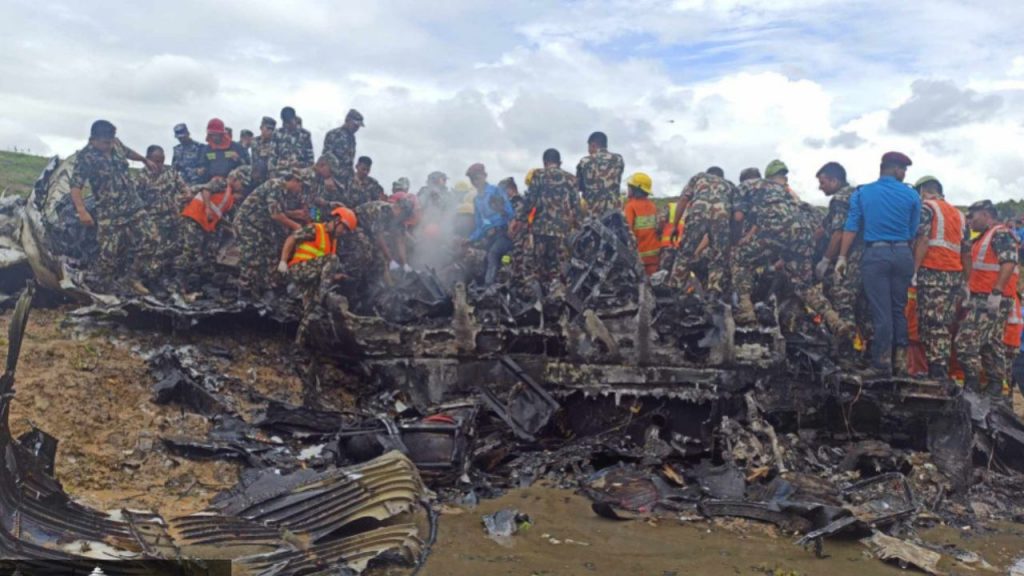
top-left (182, 182), bottom-right (235, 233)
top-left (1004, 294), bottom-right (1023, 348)
top-left (969, 224), bottom-right (1019, 297)
top-left (625, 198), bottom-right (661, 274)
top-left (288, 223), bottom-right (337, 266)
top-left (921, 199), bottom-right (964, 272)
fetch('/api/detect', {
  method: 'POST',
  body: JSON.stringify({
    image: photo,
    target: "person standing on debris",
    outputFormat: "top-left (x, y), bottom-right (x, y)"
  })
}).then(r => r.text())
top-left (177, 166), bottom-right (249, 296)
top-left (666, 172), bottom-right (736, 299)
top-left (134, 145), bottom-right (191, 288)
top-left (516, 149), bottom-right (581, 287)
top-left (323, 109), bottom-right (363, 191)
top-left (576, 131), bottom-right (625, 219)
top-left (199, 118), bottom-right (249, 184)
top-left (623, 172), bottom-right (661, 276)
top-left (815, 162), bottom-right (868, 367)
top-left (171, 123), bottom-right (206, 186)
top-left (269, 106), bottom-right (314, 171)
top-left (957, 200), bottom-right (1018, 398)
top-left (343, 156), bottom-right (384, 205)
top-left (467, 163), bottom-right (514, 286)
top-left (354, 197), bottom-right (417, 282)
top-left (911, 176), bottom-right (966, 378)
top-left (837, 152), bottom-right (920, 378)
top-left (69, 120), bottom-right (159, 295)
top-left (279, 207), bottom-right (358, 344)
top-left (250, 116), bottom-right (277, 188)
top-left (235, 168), bottom-right (310, 298)
top-left (418, 171), bottom-right (451, 212)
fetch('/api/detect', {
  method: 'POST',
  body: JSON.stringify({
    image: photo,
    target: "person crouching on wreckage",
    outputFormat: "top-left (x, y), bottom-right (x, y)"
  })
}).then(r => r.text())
top-left (278, 206), bottom-right (358, 344)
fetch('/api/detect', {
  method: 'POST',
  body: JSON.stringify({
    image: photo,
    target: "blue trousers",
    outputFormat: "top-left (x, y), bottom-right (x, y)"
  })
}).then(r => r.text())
top-left (861, 244), bottom-right (914, 368)
top-left (483, 230), bottom-right (513, 285)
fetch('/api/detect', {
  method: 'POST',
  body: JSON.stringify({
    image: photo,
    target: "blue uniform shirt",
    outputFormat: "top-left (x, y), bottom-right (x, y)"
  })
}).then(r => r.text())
top-left (844, 176), bottom-right (921, 243)
top-left (469, 183), bottom-right (514, 242)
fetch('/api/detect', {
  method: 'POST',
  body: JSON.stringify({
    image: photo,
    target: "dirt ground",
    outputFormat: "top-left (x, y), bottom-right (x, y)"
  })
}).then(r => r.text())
top-left (3, 306), bottom-right (1024, 574)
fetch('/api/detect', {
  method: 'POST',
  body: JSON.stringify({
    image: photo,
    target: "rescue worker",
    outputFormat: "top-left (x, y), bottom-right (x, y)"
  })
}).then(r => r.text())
top-left (323, 109), bottom-right (363, 190)
top-left (278, 207), bottom-right (358, 344)
top-left (348, 156), bottom-right (385, 205)
top-left (250, 116), bottom-right (277, 188)
top-left (667, 172), bottom-right (736, 300)
top-left (623, 172), bottom-right (660, 276)
top-left (516, 149), bottom-right (581, 286)
top-left (200, 118), bottom-right (249, 183)
top-left (177, 166), bottom-right (249, 295)
top-left (815, 162), bottom-right (868, 367)
top-left (269, 106), bottom-right (314, 171)
top-left (706, 166), bottom-right (725, 178)
top-left (392, 177), bottom-right (411, 196)
top-left (911, 175), bottom-right (966, 378)
top-left (235, 168), bottom-right (309, 298)
top-left (69, 120), bottom-right (158, 295)
top-left (418, 171), bottom-right (452, 212)
top-left (135, 145), bottom-right (191, 286)
top-left (739, 168), bottom-right (761, 183)
top-left (467, 163), bottom-right (514, 286)
top-left (238, 129), bottom-right (254, 156)
top-left (576, 131), bottom-right (625, 219)
top-left (353, 197), bottom-right (417, 284)
top-left (172, 123), bottom-right (205, 185)
top-left (837, 152), bottom-right (919, 378)
top-left (957, 200), bottom-right (1018, 398)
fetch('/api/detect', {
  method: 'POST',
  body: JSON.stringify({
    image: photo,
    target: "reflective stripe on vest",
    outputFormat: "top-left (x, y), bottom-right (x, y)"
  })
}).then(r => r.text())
top-left (634, 214), bottom-right (657, 229)
top-left (922, 199), bottom-right (964, 271)
top-left (970, 224), bottom-right (1019, 296)
top-left (289, 223), bottom-right (336, 266)
top-left (972, 224), bottom-right (1007, 272)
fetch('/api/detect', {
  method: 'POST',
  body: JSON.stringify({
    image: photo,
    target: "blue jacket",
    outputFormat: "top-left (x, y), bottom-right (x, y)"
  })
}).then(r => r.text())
top-left (844, 176), bottom-right (920, 243)
top-left (469, 184), bottom-right (514, 242)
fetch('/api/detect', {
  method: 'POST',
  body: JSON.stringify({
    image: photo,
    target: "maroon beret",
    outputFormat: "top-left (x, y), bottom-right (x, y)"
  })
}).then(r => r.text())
top-left (465, 163), bottom-right (487, 177)
top-left (881, 151), bottom-right (912, 167)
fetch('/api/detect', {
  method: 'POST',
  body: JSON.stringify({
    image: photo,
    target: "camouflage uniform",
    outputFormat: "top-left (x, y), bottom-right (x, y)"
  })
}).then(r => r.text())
top-left (322, 126), bottom-right (357, 189)
top-left (915, 205), bottom-right (964, 369)
top-left (177, 178), bottom-right (226, 285)
top-left (250, 136), bottom-right (275, 187)
top-left (350, 201), bottom-right (396, 284)
top-left (668, 173), bottom-right (735, 296)
top-left (823, 185), bottom-right (870, 339)
top-left (269, 126), bottom-right (314, 171)
top-left (172, 139), bottom-right (206, 185)
top-left (69, 140), bottom-right (157, 286)
top-left (418, 183), bottom-right (453, 213)
top-left (350, 175), bottom-right (385, 206)
top-left (134, 166), bottom-right (190, 277)
top-left (576, 149), bottom-right (624, 218)
top-left (519, 167), bottom-right (581, 284)
top-left (956, 226), bottom-right (1018, 389)
top-left (235, 178), bottom-right (291, 294)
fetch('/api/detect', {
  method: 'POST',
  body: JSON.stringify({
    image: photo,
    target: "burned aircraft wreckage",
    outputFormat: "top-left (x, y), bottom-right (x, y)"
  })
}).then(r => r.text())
top-left (1, 157), bottom-right (1024, 574)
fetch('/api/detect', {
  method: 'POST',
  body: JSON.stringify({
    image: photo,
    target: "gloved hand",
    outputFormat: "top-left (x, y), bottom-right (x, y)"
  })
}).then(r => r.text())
top-left (910, 273), bottom-right (917, 287)
top-left (276, 261), bottom-right (288, 274)
top-left (814, 258), bottom-right (831, 280)
top-left (389, 261), bottom-right (400, 271)
top-left (987, 292), bottom-right (1003, 316)
top-left (402, 263), bottom-right (412, 273)
top-left (834, 256), bottom-right (848, 278)
top-left (961, 285), bottom-right (971, 304)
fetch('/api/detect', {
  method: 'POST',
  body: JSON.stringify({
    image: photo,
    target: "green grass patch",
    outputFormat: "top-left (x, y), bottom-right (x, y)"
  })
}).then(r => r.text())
top-left (0, 150), bottom-right (50, 197)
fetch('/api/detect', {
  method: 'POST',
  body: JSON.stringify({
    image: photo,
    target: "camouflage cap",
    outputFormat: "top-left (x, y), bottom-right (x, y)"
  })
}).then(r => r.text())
top-left (260, 116), bottom-right (277, 128)
top-left (392, 177), bottom-right (410, 191)
top-left (967, 199), bottom-right (998, 218)
top-left (240, 129), bottom-right (254, 138)
top-left (764, 159), bottom-right (788, 178)
top-left (318, 152), bottom-right (343, 175)
top-left (346, 109), bottom-right (365, 126)
top-left (173, 123), bottom-right (189, 137)
top-left (428, 171), bottom-right (447, 182)
top-left (228, 165), bottom-right (252, 190)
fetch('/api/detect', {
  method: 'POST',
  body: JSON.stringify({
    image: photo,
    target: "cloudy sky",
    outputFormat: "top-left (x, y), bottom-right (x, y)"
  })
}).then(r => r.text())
top-left (2, 0), bottom-right (1024, 204)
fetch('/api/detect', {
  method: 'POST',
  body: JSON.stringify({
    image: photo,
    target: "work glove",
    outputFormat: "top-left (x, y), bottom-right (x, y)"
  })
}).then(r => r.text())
top-left (834, 256), bottom-right (848, 278)
top-left (276, 261), bottom-right (288, 274)
top-left (910, 273), bottom-right (917, 287)
top-left (986, 292), bottom-right (1003, 316)
top-left (961, 285), bottom-right (971, 304)
top-left (389, 261), bottom-right (400, 271)
top-left (814, 258), bottom-right (831, 281)
top-left (402, 263), bottom-right (413, 273)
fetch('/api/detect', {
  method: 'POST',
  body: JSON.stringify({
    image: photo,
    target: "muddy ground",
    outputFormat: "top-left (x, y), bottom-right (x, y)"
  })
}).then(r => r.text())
top-left (3, 306), bottom-right (1023, 574)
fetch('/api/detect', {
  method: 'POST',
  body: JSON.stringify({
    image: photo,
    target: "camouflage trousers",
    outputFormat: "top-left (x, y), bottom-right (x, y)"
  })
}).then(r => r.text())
top-left (291, 257), bottom-right (328, 345)
top-left (668, 202), bottom-right (730, 295)
top-left (916, 268), bottom-right (961, 367)
top-left (238, 227), bottom-right (279, 295)
top-left (137, 212), bottom-right (180, 280)
top-left (955, 296), bottom-right (1012, 386)
top-left (826, 247), bottom-right (871, 340)
top-left (338, 230), bottom-right (382, 287)
top-left (507, 231), bottom-right (535, 292)
top-left (584, 194), bottom-right (621, 220)
top-left (532, 234), bottom-right (567, 285)
top-left (95, 214), bottom-right (159, 286)
top-left (177, 219), bottom-right (218, 285)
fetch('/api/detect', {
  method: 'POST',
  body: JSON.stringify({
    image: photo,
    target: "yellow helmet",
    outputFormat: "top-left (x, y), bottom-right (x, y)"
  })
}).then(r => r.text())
top-left (627, 172), bottom-right (653, 195)
top-left (525, 168), bottom-right (539, 187)
top-left (453, 180), bottom-right (473, 194)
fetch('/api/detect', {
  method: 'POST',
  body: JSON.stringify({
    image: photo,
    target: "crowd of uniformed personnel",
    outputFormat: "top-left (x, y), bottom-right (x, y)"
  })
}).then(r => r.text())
top-left (67, 110), bottom-right (1022, 403)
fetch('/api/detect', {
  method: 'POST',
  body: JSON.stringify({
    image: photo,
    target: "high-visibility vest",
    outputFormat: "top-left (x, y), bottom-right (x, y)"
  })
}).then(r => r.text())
top-left (921, 199), bottom-right (964, 272)
top-left (660, 202), bottom-right (683, 248)
top-left (969, 224), bottom-right (1019, 297)
top-left (182, 182), bottom-right (235, 233)
top-left (288, 223), bottom-right (336, 266)
top-left (1004, 294), bottom-right (1023, 348)
top-left (625, 198), bottom-right (661, 260)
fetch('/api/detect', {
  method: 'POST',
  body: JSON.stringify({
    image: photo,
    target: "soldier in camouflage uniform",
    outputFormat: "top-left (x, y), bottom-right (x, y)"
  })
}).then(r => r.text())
top-left (667, 172), bottom-right (735, 299)
top-left (517, 149), bottom-right (581, 286)
top-left (235, 169), bottom-right (308, 297)
top-left (322, 109), bottom-right (363, 191)
top-left (348, 156), bottom-right (385, 205)
top-left (134, 145), bottom-right (191, 282)
top-left (731, 177), bottom-right (846, 334)
top-left (177, 166), bottom-right (250, 293)
top-left (417, 171), bottom-right (453, 213)
top-left (269, 106), bottom-right (314, 171)
top-left (957, 200), bottom-right (1018, 397)
top-left (69, 120), bottom-right (159, 294)
top-left (171, 123), bottom-right (206, 185)
top-left (351, 199), bottom-right (411, 286)
top-left (576, 131), bottom-right (624, 219)
top-left (250, 116), bottom-right (276, 188)
top-left (912, 176), bottom-right (967, 378)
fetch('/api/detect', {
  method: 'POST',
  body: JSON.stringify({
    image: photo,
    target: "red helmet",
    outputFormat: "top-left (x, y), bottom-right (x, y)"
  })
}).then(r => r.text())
top-left (206, 118), bottom-right (226, 134)
top-left (331, 207), bottom-right (357, 232)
